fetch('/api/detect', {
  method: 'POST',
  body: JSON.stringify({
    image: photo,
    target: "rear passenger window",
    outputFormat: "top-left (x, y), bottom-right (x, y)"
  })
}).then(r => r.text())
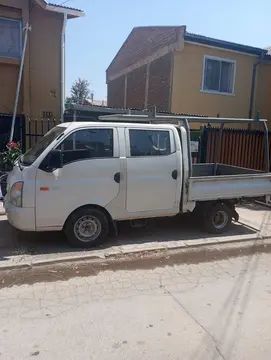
top-left (129, 129), bottom-right (171, 157)
top-left (58, 128), bottom-right (113, 165)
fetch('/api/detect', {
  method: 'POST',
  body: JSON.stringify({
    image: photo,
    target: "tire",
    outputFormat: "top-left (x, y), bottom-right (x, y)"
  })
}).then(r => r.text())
top-left (64, 207), bottom-right (109, 248)
top-left (203, 203), bottom-right (232, 234)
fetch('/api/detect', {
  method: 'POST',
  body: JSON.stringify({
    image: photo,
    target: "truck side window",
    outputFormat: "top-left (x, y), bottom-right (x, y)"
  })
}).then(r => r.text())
top-left (129, 129), bottom-right (171, 157)
top-left (57, 128), bottom-right (113, 165)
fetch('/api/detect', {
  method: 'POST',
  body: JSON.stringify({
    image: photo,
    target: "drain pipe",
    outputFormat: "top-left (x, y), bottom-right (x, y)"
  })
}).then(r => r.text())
top-left (60, 13), bottom-right (67, 122)
top-left (249, 51), bottom-right (265, 119)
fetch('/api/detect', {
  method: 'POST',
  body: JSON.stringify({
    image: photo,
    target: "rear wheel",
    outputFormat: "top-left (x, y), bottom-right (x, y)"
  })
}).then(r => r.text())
top-left (203, 203), bottom-right (232, 234)
top-left (64, 207), bottom-right (109, 248)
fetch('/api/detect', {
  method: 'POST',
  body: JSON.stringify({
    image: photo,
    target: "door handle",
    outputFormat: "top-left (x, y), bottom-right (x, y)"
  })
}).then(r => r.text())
top-left (114, 172), bottom-right (120, 183)
top-left (171, 169), bottom-right (178, 180)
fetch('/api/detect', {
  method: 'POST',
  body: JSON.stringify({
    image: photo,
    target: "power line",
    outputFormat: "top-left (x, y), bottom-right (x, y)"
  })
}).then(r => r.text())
top-left (59, 0), bottom-right (73, 5)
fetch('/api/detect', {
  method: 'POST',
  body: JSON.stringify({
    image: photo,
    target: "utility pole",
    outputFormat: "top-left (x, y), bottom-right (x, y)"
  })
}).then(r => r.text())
top-left (10, 23), bottom-right (32, 143)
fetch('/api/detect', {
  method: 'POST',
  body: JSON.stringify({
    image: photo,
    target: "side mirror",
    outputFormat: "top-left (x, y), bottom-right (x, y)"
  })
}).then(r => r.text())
top-left (40, 149), bottom-right (63, 172)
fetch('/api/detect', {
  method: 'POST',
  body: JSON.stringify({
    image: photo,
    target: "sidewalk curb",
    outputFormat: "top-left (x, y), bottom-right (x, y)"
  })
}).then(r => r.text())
top-left (1, 233), bottom-right (270, 272)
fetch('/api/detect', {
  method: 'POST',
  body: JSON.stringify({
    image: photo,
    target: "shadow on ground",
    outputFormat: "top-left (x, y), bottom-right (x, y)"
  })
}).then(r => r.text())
top-left (0, 213), bottom-right (256, 261)
top-left (239, 202), bottom-right (270, 212)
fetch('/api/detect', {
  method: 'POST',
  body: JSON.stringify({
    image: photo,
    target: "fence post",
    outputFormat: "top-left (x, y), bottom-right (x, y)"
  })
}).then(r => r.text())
top-left (200, 126), bottom-right (209, 163)
top-left (20, 115), bottom-right (26, 153)
top-left (263, 121), bottom-right (269, 172)
top-left (213, 123), bottom-right (224, 175)
top-left (28, 118), bottom-right (31, 149)
top-left (35, 120), bottom-right (37, 144)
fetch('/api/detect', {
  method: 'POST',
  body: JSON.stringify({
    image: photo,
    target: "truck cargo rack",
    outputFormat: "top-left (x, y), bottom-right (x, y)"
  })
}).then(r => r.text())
top-left (99, 109), bottom-right (269, 177)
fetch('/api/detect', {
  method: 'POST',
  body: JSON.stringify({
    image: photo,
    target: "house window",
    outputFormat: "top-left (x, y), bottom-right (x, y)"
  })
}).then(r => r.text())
top-left (202, 56), bottom-right (235, 94)
top-left (0, 18), bottom-right (22, 59)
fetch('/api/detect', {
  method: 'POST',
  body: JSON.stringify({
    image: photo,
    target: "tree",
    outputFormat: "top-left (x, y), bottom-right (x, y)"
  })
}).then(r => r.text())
top-left (66, 78), bottom-right (91, 105)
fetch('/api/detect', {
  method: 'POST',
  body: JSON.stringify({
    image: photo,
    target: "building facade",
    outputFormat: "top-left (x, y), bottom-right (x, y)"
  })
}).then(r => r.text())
top-left (0, 0), bottom-right (83, 121)
top-left (107, 26), bottom-right (271, 128)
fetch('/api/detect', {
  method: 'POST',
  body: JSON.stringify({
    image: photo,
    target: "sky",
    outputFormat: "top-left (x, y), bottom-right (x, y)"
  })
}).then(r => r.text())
top-left (56, 0), bottom-right (271, 100)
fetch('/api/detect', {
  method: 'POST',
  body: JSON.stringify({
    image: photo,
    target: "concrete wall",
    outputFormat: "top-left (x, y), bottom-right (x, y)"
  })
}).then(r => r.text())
top-left (0, 62), bottom-right (22, 114)
top-left (0, 0), bottom-right (63, 121)
top-left (171, 43), bottom-right (257, 128)
top-left (0, 2), bottom-right (24, 114)
top-left (29, 2), bottom-right (62, 120)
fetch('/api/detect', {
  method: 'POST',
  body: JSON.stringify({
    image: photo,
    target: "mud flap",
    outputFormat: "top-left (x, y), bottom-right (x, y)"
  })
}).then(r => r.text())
top-left (222, 200), bottom-right (239, 222)
top-left (232, 209), bottom-right (239, 222)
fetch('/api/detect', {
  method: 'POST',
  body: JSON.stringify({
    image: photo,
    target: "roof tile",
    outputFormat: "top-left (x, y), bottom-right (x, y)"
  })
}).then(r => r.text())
top-left (48, 2), bottom-right (83, 12)
top-left (184, 32), bottom-right (266, 56)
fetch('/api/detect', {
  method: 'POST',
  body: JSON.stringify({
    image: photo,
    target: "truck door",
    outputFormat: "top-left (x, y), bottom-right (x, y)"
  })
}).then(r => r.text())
top-left (125, 127), bottom-right (180, 214)
top-left (35, 127), bottom-right (120, 229)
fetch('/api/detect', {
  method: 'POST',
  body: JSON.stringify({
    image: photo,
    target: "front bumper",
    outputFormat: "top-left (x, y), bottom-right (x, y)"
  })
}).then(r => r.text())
top-left (4, 200), bottom-right (35, 231)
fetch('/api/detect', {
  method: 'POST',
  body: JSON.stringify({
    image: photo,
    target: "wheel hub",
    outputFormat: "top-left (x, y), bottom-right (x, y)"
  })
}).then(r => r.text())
top-left (212, 210), bottom-right (228, 229)
top-left (74, 215), bottom-right (102, 242)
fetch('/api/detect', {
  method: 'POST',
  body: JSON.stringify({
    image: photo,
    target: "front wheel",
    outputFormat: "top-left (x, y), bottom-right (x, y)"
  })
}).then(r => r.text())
top-left (64, 207), bottom-right (109, 248)
top-left (203, 203), bottom-right (232, 234)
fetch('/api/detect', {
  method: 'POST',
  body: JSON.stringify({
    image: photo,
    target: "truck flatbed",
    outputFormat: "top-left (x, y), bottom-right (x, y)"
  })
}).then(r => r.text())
top-left (189, 163), bottom-right (271, 202)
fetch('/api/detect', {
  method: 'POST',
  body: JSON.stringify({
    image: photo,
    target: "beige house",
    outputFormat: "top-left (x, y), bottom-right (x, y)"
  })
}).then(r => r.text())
top-left (107, 26), bottom-right (271, 128)
top-left (0, 0), bottom-right (83, 121)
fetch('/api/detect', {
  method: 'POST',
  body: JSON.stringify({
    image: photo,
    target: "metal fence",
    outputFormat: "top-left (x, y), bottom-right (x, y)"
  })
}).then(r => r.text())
top-left (25, 118), bottom-right (56, 149)
top-left (200, 127), bottom-right (271, 171)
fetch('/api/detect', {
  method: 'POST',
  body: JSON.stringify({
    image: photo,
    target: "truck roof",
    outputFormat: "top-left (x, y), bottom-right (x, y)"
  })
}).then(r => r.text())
top-left (59, 121), bottom-right (179, 130)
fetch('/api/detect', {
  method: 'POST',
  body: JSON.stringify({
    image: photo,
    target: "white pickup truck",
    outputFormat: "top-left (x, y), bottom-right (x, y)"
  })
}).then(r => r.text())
top-left (4, 114), bottom-right (271, 247)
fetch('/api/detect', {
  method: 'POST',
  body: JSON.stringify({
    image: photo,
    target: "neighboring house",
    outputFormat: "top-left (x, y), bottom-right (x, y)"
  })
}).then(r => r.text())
top-left (85, 99), bottom-right (108, 107)
top-left (107, 26), bottom-right (271, 128)
top-left (0, 0), bottom-right (83, 122)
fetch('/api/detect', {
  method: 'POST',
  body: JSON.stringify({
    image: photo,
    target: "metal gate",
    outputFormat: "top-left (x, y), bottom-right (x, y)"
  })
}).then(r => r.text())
top-left (199, 126), bottom-right (271, 171)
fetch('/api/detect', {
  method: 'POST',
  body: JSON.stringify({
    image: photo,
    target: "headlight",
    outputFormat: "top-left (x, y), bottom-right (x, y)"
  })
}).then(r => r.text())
top-left (10, 182), bottom-right (24, 207)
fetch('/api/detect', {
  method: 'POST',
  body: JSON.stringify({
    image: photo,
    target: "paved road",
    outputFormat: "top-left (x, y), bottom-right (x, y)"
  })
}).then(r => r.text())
top-left (1, 250), bottom-right (271, 359)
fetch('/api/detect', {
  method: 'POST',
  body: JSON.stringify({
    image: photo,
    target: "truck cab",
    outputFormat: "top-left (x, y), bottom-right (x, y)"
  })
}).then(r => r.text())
top-left (5, 121), bottom-right (186, 246)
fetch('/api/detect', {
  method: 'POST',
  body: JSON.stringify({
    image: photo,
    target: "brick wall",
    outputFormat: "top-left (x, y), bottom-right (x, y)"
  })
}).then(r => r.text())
top-left (147, 53), bottom-right (172, 112)
top-left (107, 53), bottom-right (172, 111)
top-left (107, 27), bottom-right (181, 79)
top-left (126, 65), bottom-right (147, 109)
top-left (107, 75), bottom-right (125, 108)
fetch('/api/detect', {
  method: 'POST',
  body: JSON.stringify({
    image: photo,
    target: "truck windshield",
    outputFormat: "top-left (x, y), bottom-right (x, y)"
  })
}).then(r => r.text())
top-left (20, 126), bottom-right (66, 166)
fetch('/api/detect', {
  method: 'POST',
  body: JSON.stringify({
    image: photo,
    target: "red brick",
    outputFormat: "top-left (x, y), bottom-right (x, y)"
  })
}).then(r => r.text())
top-left (147, 54), bottom-right (172, 112)
top-left (107, 26), bottom-right (184, 80)
top-left (107, 75), bottom-right (125, 108)
top-left (126, 65), bottom-right (147, 109)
